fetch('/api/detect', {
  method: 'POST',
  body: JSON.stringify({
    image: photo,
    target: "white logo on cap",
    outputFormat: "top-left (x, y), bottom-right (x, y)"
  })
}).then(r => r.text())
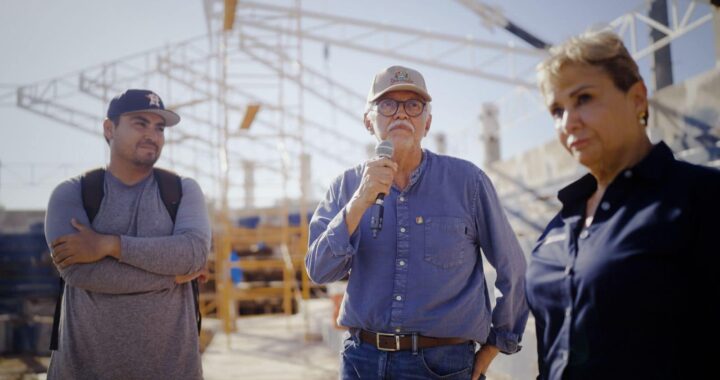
top-left (390, 70), bottom-right (413, 84)
top-left (146, 93), bottom-right (161, 107)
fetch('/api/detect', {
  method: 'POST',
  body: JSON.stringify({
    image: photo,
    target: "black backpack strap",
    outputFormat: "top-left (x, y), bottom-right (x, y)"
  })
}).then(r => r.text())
top-left (81, 168), bottom-right (106, 224)
top-left (191, 280), bottom-right (201, 333)
top-left (51, 168), bottom-right (106, 351)
top-left (49, 277), bottom-right (64, 350)
top-left (153, 168), bottom-right (182, 223)
top-left (153, 168), bottom-right (201, 334)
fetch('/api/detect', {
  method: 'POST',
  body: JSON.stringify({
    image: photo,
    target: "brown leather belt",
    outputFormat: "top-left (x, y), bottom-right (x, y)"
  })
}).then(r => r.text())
top-left (359, 329), bottom-right (470, 352)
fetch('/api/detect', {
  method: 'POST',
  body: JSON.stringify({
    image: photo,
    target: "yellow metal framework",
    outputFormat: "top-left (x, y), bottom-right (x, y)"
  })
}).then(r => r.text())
top-left (200, 211), bottom-right (311, 335)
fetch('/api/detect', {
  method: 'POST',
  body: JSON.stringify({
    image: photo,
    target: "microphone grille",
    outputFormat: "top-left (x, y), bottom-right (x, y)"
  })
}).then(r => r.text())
top-left (375, 140), bottom-right (394, 158)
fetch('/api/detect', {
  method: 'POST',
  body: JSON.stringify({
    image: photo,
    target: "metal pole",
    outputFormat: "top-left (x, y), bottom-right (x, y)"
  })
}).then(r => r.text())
top-left (649, 0), bottom-right (674, 90)
top-left (713, 2), bottom-right (720, 69)
top-left (0, 159), bottom-right (3, 209)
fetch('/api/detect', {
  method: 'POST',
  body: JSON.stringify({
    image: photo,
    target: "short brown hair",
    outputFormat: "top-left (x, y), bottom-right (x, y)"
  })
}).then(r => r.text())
top-left (538, 30), bottom-right (643, 94)
top-left (537, 29), bottom-right (647, 124)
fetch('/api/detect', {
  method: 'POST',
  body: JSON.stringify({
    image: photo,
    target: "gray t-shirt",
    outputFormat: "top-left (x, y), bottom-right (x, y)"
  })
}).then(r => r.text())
top-left (44, 170), bottom-right (211, 380)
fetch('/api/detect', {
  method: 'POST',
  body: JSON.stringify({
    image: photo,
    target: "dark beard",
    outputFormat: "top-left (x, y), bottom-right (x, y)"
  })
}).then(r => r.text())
top-left (132, 153), bottom-right (159, 168)
top-left (132, 141), bottom-right (161, 168)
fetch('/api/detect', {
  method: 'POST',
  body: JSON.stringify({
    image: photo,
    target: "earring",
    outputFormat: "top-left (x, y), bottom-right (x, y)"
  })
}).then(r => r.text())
top-left (638, 111), bottom-right (647, 126)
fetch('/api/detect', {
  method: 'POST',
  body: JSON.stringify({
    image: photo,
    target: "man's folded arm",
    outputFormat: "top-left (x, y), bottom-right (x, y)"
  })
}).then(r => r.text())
top-left (45, 179), bottom-right (177, 294)
top-left (60, 259), bottom-right (176, 294)
top-left (119, 178), bottom-right (211, 275)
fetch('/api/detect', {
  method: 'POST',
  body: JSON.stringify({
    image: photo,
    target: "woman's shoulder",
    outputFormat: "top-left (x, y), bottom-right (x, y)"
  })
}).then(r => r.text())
top-left (670, 160), bottom-right (720, 187)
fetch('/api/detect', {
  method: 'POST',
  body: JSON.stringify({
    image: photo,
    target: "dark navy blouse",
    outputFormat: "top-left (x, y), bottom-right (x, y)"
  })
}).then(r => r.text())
top-left (526, 142), bottom-right (720, 379)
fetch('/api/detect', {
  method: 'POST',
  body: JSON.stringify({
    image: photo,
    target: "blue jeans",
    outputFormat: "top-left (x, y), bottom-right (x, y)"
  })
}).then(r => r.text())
top-left (341, 334), bottom-right (476, 379)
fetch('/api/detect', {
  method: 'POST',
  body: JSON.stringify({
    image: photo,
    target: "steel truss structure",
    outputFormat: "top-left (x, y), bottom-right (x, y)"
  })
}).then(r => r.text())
top-left (611, 0), bottom-right (715, 60)
top-left (6, 0), bottom-right (716, 212)
top-left (4, 0), bottom-right (717, 338)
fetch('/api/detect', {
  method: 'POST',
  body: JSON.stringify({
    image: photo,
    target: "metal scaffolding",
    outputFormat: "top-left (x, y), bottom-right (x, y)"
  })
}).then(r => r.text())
top-left (5, 0), bottom-right (717, 337)
top-left (6, 1), bottom-right (718, 209)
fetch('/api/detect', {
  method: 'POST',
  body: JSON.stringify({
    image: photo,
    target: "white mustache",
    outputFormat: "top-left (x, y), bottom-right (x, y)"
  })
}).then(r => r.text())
top-left (388, 120), bottom-right (415, 133)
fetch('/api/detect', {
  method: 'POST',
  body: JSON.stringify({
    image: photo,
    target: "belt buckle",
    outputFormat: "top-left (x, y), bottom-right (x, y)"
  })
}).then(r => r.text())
top-left (376, 332), bottom-right (401, 351)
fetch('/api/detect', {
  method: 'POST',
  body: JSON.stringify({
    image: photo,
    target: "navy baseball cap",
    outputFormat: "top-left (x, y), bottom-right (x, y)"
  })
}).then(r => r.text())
top-left (106, 89), bottom-right (180, 126)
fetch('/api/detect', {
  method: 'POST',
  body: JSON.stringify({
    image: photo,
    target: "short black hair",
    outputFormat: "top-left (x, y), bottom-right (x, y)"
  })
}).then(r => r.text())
top-left (104, 117), bottom-right (120, 145)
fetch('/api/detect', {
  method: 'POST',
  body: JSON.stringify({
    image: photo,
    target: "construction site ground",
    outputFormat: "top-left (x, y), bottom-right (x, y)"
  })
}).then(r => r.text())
top-left (0, 298), bottom-right (537, 379)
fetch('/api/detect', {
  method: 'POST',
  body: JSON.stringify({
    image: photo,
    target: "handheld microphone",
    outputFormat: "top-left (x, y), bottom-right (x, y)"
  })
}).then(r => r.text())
top-left (370, 140), bottom-right (394, 238)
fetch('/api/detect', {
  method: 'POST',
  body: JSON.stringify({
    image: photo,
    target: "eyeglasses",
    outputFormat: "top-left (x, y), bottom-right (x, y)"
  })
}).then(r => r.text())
top-left (373, 98), bottom-right (426, 117)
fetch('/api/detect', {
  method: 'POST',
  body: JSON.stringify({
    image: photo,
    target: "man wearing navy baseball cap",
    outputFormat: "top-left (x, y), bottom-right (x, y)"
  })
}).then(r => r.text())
top-left (107, 89), bottom-right (180, 126)
top-left (43, 89), bottom-right (210, 379)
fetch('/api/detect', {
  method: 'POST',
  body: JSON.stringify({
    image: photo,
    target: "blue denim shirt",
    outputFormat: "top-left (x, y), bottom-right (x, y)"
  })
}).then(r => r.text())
top-left (306, 150), bottom-right (529, 353)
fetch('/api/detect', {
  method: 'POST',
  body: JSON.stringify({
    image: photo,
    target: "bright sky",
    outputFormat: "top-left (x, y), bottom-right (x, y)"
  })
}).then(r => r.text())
top-left (0, 0), bottom-right (716, 210)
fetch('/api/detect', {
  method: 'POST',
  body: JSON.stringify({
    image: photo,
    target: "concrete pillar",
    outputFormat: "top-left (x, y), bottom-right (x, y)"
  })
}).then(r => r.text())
top-left (479, 102), bottom-right (501, 166)
top-left (300, 153), bottom-right (311, 201)
top-left (242, 160), bottom-right (255, 209)
top-left (434, 133), bottom-right (447, 155)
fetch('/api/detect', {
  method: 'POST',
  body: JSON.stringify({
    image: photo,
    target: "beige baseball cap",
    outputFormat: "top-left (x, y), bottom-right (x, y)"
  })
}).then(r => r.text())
top-left (366, 65), bottom-right (432, 103)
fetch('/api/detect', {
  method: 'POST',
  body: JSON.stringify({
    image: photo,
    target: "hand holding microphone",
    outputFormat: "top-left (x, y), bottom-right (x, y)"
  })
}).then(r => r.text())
top-left (369, 141), bottom-right (394, 238)
top-left (345, 140), bottom-right (396, 237)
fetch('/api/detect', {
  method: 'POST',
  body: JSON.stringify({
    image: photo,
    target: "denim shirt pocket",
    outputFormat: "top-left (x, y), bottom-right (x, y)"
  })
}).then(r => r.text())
top-left (423, 216), bottom-right (467, 269)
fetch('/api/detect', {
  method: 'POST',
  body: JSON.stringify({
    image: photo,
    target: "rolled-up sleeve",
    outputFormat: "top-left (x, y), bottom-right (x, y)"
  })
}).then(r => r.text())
top-left (305, 175), bottom-right (361, 284)
top-left (475, 170), bottom-right (530, 354)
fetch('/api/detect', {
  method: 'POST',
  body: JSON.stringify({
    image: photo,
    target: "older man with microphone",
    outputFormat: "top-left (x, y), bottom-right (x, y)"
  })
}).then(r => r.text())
top-left (306, 65), bottom-right (528, 380)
